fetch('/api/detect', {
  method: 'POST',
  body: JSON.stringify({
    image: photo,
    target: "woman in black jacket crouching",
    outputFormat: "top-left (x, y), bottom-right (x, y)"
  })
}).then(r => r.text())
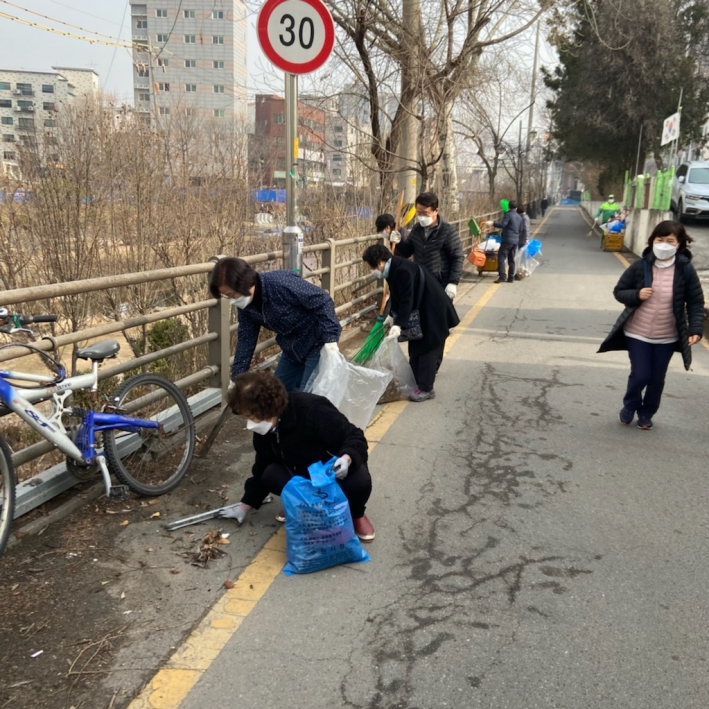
top-left (219, 371), bottom-right (375, 541)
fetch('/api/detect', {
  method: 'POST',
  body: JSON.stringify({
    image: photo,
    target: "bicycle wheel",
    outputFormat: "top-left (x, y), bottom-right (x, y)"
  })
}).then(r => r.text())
top-left (104, 374), bottom-right (195, 496)
top-left (0, 437), bottom-right (16, 557)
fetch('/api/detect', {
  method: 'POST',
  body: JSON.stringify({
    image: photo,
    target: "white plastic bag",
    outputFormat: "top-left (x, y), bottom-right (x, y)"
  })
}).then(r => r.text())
top-left (304, 347), bottom-right (392, 431)
top-left (515, 244), bottom-right (541, 279)
top-left (370, 337), bottom-right (417, 403)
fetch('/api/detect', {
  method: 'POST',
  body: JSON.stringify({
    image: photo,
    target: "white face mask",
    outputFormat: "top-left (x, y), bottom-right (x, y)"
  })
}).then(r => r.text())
top-left (417, 215), bottom-right (434, 228)
top-left (653, 242), bottom-right (677, 261)
top-left (230, 294), bottom-right (252, 309)
top-left (246, 418), bottom-right (272, 435)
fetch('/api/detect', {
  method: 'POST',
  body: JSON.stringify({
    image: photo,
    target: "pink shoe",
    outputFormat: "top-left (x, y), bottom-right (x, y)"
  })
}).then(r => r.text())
top-left (353, 515), bottom-right (375, 542)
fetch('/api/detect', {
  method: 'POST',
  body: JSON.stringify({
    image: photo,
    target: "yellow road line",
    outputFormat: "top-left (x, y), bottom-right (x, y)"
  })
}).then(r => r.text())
top-left (613, 252), bottom-right (631, 268)
top-left (129, 268), bottom-right (504, 709)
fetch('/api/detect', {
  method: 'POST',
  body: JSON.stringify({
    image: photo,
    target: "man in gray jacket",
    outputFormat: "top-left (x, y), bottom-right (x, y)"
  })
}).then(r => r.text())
top-left (491, 200), bottom-right (523, 283)
top-left (395, 192), bottom-right (464, 302)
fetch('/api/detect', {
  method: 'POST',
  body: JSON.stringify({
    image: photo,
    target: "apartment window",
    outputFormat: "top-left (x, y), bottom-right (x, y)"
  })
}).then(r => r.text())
top-left (276, 157), bottom-right (286, 169)
top-left (184, 34), bottom-right (196, 43)
top-left (334, 126), bottom-right (343, 133)
top-left (156, 9), bottom-right (167, 17)
top-left (1, 117), bottom-right (12, 125)
top-left (44, 119), bottom-right (56, 128)
top-left (332, 154), bottom-right (343, 162)
top-left (185, 84), bottom-right (197, 92)
top-left (17, 100), bottom-right (32, 109)
top-left (333, 169), bottom-right (341, 177)
top-left (0, 100), bottom-right (10, 108)
top-left (46, 136), bottom-right (58, 145)
top-left (0, 82), bottom-right (9, 91)
top-left (334, 140), bottom-right (342, 147)
top-left (213, 109), bottom-right (224, 118)
top-left (213, 85), bottom-right (224, 93)
top-left (2, 134), bottom-right (14, 142)
top-left (273, 113), bottom-right (285, 124)
top-left (18, 117), bottom-right (34, 128)
top-left (185, 108), bottom-right (195, 116)
top-left (158, 58), bottom-right (169, 67)
top-left (138, 93), bottom-right (150, 101)
top-left (17, 83), bottom-right (33, 95)
top-left (159, 107), bottom-right (170, 115)
top-left (212, 10), bottom-right (224, 18)
top-left (213, 60), bottom-right (224, 69)
top-left (136, 66), bottom-right (149, 77)
top-left (183, 9), bottom-right (195, 18)
top-left (158, 83), bottom-right (170, 91)
top-left (212, 35), bottom-right (224, 44)
top-left (43, 102), bottom-right (55, 111)
top-left (3, 151), bottom-right (16, 160)
top-left (157, 33), bottom-right (169, 42)
top-left (136, 19), bottom-right (148, 29)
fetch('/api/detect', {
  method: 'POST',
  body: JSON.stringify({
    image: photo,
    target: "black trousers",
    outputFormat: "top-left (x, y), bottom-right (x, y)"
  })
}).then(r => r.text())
top-left (498, 242), bottom-right (517, 280)
top-left (260, 462), bottom-right (372, 519)
top-left (623, 339), bottom-right (675, 417)
top-left (409, 343), bottom-right (445, 393)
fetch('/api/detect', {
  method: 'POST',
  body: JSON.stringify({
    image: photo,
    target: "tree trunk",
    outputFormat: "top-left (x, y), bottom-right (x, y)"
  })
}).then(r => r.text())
top-left (438, 103), bottom-right (460, 218)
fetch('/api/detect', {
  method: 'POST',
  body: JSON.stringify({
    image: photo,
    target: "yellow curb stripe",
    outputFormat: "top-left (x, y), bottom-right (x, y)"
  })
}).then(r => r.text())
top-left (129, 260), bottom-right (504, 709)
top-left (613, 251), bottom-right (631, 268)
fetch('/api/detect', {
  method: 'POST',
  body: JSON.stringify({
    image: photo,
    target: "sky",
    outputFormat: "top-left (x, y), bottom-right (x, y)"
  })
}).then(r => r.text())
top-left (0, 0), bottom-right (273, 103)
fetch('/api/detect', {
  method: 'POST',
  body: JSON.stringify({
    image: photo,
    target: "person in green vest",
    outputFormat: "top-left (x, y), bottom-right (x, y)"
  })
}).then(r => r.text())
top-left (595, 195), bottom-right (620, 225)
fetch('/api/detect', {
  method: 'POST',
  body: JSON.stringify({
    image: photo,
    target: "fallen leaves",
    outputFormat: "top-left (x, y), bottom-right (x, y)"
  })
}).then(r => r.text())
top-left (181, 529), bottom-right (230, 568)
top-left (223, 579), bottom-right (235, 589)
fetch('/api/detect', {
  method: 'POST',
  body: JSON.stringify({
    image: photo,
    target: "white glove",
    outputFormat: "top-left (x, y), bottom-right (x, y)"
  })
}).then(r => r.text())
top-left (383, 315), bottom-right (394, 328)
top-left (445, 284), bottom-right (457, 300)
top-left (389, 230), bottom-right (401, 244)
top-left (218, 502), bottom-right (251, 525)
top-left (332, 454), bottom-right (351, 479)
top-left (324, 342), bottom-right (339, 354)
top-left (485, 221), bottom-right (494, 226)
top-left (387, 325), bottom-right (401, 340)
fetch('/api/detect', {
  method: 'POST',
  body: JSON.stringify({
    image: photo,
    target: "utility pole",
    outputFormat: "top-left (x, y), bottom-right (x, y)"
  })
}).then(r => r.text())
top-left (524, 21), bottom-right (541, 204)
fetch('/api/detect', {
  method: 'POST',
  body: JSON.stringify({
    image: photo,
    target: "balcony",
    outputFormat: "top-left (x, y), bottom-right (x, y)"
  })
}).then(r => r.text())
top-left (13, 90), bottom-right (34, 97)
top-left (14, 106), bottom-right (35, 113)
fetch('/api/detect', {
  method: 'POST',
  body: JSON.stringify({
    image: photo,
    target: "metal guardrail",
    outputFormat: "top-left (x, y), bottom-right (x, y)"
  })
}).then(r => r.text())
top-left (3, 212), bottom-right (497, 520)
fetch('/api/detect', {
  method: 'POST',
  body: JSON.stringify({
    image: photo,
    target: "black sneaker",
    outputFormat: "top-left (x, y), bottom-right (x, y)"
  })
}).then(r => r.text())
top-left (507, 277), bottom-right (515, 283)
top-left (637, 416), bottom-right (653, 430)
top-left (619, 408), bottom-right (634, 425)
top-left (494, 278), bottom-right (506, 284)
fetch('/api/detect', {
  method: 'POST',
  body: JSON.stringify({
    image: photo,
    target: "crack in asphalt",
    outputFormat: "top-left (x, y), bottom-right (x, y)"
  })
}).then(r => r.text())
top-left (339, 362), bottom-right (599, 709)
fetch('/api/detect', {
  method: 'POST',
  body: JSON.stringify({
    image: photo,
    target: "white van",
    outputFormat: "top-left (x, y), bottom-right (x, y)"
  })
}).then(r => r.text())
top-left (671, 161), bottom-right (709, 222)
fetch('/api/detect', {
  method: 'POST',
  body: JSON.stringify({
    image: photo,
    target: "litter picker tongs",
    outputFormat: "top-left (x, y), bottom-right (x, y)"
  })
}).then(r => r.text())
top-left (165, 495), bottom-right (273, 531)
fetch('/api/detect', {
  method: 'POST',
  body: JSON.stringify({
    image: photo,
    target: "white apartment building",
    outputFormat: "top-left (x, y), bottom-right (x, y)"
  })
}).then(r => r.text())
top-left (0, 67), bottom-right (98, 179)
top-left (129, 0), bottom-right (247, 126)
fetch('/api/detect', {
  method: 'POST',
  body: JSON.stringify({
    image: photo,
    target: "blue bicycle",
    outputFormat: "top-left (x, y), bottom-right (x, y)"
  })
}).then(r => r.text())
top-left (0, 310), bottom-right (195, 557)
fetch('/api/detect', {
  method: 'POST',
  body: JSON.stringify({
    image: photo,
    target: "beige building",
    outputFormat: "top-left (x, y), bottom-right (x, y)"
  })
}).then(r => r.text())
top-left (129, 0), bottom-right (248, 126)
top-left (0, 67), bottom-right (98, 179)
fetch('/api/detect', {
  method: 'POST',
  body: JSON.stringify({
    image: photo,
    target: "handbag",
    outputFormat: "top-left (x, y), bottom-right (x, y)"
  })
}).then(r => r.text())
top-left (395, 265), bottom-right (425, 342)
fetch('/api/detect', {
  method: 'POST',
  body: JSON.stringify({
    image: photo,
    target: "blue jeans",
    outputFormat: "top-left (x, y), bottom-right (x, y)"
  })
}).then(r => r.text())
top-left (274, 350), bottom-right (321, 392)
top-left (623, 338), bottom-right (676, 418)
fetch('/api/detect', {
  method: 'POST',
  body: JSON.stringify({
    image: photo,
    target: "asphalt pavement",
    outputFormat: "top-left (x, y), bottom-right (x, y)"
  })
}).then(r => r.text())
top-left (177, 207), bottom-right (709, 709)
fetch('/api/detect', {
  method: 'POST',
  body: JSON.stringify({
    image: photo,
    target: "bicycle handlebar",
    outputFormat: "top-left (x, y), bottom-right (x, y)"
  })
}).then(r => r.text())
top-left (0, 308), bottom-right (57, 325)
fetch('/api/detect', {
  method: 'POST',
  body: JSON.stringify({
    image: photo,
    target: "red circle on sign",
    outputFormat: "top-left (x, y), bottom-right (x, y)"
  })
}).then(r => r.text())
top-left (257, 0), bottom-right (335, 75)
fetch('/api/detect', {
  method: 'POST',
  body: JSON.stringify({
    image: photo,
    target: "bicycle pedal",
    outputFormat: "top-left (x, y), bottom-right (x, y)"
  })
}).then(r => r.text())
top-left (109, 485), bottom-right (130, 500)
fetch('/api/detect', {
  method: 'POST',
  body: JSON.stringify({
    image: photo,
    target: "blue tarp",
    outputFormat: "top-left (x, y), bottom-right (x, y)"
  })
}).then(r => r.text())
top-left (252, 189), bottom-right (286, 203)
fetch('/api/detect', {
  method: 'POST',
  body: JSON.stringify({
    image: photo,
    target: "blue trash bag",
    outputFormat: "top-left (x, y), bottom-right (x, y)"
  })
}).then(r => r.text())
top-left (526, 239), bottom-right (542, 257)
top-left (608, 221), bottom-right (625, 233)
top-left (282, 458), bottom-right (370, 576)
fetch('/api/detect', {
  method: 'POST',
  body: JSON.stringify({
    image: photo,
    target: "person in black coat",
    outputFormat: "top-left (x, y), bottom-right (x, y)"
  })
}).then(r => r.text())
top-left (598, 220), bottom-right (704, 429)
top-left (219, 371), bottom-right (375, 541)
top-left (363, 244), bottom-right (460, 402)
top-left (394, 192), bottom-right (464, 302)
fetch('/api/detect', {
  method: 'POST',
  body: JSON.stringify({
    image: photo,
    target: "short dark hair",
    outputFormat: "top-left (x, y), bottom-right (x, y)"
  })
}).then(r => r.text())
top-left (508, 200), bottom-right (518, 210)
top-left (362, 244), bottom-right (393, 267)
top-left (415, 191), bottom-right (439, 210)
top-left (227, 371), bottom-right (289, 420)
top-left (209, 257), bottom-right (258, 299)
top-left (516, 205), bottom-right (526, 214)
top-left (375, 213), bottom-right (396, 231)
top-left (647, 220), bottom-right (693, 251)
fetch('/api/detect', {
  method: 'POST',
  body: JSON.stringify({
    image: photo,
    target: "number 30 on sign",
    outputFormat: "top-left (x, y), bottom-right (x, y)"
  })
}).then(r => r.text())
top-left (257, 0), bottom-right (335, 75)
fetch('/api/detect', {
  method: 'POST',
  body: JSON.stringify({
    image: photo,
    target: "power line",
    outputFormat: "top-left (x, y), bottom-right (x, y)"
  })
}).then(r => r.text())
top-left (104, 2), bottom-right (129, 89)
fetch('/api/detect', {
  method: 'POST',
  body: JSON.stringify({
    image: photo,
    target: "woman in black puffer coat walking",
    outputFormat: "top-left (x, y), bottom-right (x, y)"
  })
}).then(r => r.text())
top-left (598, 221), bottom-right (704, 430)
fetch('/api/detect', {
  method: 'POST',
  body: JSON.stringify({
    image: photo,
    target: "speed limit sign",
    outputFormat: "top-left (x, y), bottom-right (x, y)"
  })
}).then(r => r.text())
top-left (257, 0), bottom-right (335, 75)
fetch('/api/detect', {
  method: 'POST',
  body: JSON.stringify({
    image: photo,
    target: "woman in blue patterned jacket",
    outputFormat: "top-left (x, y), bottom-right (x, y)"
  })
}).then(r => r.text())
top-left (210, 257), bottom-right (341, 391)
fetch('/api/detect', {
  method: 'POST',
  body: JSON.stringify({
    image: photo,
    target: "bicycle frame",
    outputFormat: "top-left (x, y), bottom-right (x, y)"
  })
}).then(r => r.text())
top-left (0, 360), bottom-right (158, 496)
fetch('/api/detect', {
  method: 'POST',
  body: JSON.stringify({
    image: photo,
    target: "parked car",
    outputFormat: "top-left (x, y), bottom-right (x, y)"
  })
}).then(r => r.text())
top-left (671, 161), bottom-right (709, 222)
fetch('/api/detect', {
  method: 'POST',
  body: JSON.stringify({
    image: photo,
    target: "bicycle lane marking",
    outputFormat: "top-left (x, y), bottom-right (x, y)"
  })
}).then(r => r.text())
top-left (127, 284), bottom-right (504, 709)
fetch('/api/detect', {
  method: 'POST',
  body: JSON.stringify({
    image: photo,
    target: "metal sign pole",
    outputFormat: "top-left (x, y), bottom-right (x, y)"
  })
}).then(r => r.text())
top-left (283, 72), bottom-right (303, 275)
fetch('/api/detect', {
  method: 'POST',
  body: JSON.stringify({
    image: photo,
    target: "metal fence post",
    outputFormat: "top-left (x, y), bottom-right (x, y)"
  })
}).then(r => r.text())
top-left (207, 288), bottom-right (232, 393)
top-left (321, 238), bottom-right (336, 297)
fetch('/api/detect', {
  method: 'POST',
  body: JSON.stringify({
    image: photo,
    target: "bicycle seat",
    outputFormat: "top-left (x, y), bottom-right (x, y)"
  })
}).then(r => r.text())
top-left (76, 339), bottom-right (120, 361)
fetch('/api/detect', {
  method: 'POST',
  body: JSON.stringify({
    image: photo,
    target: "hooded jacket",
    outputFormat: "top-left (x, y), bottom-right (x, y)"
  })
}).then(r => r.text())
top-left (598, 247), bottom-right (704, 370)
